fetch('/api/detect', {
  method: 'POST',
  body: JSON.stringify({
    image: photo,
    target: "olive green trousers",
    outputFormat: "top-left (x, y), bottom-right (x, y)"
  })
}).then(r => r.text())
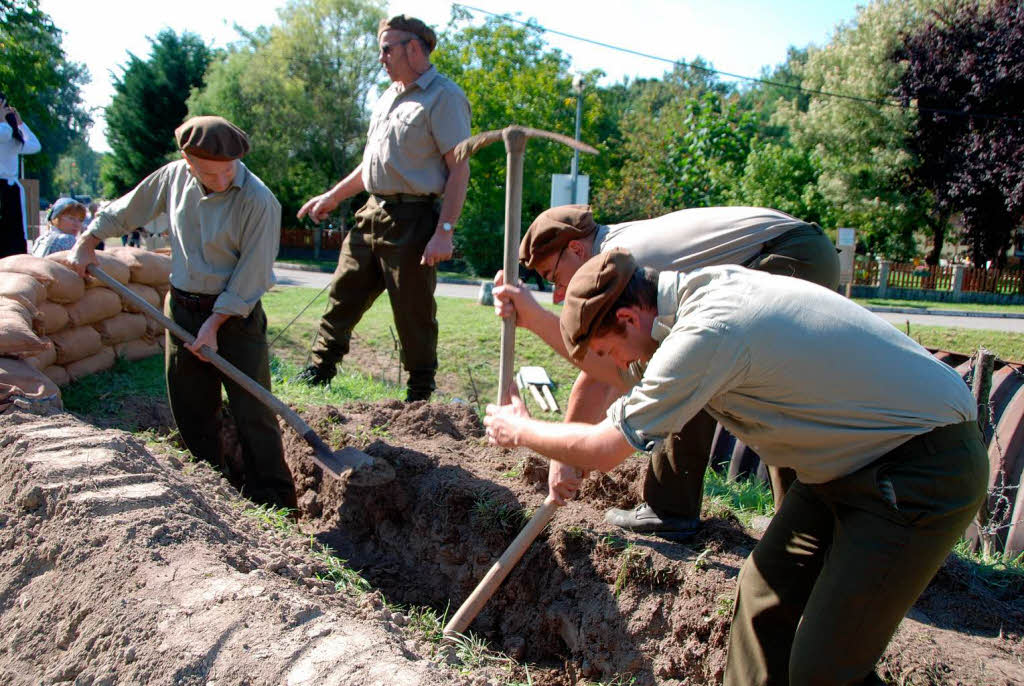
top-left (165, 297), bottom-right (295, 509)
top-left (724, 421), bottom-right (988, 685)
top-left (310, 195), bottom-right (440, 399)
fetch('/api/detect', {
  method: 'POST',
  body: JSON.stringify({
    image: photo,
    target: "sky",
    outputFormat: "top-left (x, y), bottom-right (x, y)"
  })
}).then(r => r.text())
top-left (39, 0), bottom-right (865, 152)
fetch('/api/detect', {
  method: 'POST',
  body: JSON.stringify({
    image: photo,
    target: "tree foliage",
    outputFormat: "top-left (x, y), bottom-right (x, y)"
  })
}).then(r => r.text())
top-left (0, 0), bottom-right (91, 198)
top-left (102, 29), bottom-right (215, 197)
top-left (778, 0), bottom-right (943, 259)
top-left (53, 141), bottom-right (105, 198)
top-left (896, 0), bottom-right (1024, 266)
top-left (595, 70), bottom-right (755, 221)
top-left (188, 0), bottom-right (385, 218)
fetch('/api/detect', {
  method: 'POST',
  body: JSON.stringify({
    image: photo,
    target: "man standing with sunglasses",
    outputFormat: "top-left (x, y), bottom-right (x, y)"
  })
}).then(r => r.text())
top-left (297, 15), bottom-right (471, 403)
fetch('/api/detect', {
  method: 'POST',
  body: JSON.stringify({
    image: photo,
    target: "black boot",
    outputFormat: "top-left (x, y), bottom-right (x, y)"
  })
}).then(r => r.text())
top-left (604, 503), bottom-right (701, 541)
top-left (296, 364), bottom-right (335, 387)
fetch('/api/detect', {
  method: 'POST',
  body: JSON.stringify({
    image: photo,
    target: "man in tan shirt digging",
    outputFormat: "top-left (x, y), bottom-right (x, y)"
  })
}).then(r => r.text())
top-left (485, 249), bottom-right (986, 685)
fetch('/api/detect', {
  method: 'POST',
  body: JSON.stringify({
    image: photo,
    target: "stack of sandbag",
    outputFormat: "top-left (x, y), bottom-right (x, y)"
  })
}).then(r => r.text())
top-left (0, 249), bottom-right (172, 393)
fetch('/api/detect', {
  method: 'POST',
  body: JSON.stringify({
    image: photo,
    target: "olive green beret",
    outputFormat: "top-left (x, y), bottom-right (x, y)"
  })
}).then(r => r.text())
top-left (378, 15), bottom-right (437, 52)
top-left (175, 116), bottom-right (250, 161)
top-left (559, 249), bottom-right (638, 363)
top-left (519, 205), bottom-right (598, 271)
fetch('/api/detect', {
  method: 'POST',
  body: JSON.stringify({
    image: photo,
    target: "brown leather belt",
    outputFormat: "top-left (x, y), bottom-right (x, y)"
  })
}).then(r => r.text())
top-left (171, 286), bottom-right (218, 312)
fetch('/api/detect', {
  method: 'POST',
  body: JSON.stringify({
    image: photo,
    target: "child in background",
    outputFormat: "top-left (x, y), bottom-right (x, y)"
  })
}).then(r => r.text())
top-left (32, 197), bottom-right (87, 257)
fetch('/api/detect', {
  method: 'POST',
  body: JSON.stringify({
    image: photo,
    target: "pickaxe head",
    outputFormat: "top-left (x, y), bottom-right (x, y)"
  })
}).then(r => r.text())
top-left (452, 125), bottom-right (598, 163)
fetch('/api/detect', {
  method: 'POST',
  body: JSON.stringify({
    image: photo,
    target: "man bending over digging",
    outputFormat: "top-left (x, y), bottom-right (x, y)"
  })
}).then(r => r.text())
top-left (494, 204), bottom-right (839, 540)
top-left (484, 249), bottom-right (986, 685)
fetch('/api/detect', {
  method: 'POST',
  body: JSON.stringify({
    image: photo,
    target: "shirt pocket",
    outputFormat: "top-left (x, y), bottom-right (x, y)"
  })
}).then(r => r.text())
top-left (388, 103), bottom-right (434, 161)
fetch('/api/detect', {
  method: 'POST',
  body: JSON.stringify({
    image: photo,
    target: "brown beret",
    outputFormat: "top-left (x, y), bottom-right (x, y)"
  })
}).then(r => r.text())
top-left (378, 15), bottom-right (437, 53)
top-left (175, 116), bottom-right (250, 161)
top-left (520, 205), bottom-right (598, 271)
top-left (559, 249), bottom-right (638, 362)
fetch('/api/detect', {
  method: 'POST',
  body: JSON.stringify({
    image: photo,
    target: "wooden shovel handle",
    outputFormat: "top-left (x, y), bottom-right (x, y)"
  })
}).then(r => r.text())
top-left (444, 498), bottom-right (559, 637)
top-left (85, 264), bottom-right (317, 447)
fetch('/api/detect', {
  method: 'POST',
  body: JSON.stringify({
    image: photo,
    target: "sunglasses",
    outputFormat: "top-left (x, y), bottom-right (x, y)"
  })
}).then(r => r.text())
top-left (380, 38), bottom-right (413, 56)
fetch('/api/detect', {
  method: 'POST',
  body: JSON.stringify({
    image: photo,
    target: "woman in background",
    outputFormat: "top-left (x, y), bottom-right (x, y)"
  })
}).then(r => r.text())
top-left (0, 91), bottom-right (42, 258)
top-left (32, 197), bottom-right (87, 257)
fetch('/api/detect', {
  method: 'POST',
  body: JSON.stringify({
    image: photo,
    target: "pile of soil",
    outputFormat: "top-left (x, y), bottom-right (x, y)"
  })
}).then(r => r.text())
top-left (2, 398), bottom-right (1022, 684)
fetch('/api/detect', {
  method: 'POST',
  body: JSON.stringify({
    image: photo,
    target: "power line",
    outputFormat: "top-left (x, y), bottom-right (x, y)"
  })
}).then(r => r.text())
top-left (452, 3), bottom-right (1024, 125)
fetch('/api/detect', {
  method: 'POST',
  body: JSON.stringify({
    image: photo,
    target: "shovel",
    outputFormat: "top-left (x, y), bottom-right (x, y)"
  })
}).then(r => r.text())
top-left (517, 365), bottom-right (559, 413)
top-left (86, 264), bottom-right (394, 487)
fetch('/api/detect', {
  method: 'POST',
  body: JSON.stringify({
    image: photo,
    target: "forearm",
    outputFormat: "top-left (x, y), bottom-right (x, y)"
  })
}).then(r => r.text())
top-left (438, 158), bottom-right (469, 229)
top-left (327, 164), bottom-right (365, 203)
top-left (514, 418), bottom-right (634, 473)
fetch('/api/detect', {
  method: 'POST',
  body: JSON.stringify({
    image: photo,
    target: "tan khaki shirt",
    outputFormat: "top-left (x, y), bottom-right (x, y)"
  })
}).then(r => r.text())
top-left (608, 266), bottom-right (976, 484)
top-left (83, 159), bottom-right (280, 318)
top-left (361, 66), bottom-right (471, 196)
top-left (595, 206), bottom-right (810, 272)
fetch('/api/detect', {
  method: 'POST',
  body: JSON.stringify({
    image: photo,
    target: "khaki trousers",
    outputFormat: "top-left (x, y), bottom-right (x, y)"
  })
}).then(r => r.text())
top-left (165, 297), bottom-right (295, 509)
top-left (643, 223), bottom-right (841, 517)
top-left (311, 195), bottom-right (439, 399)
top-left (724, 421), bottom-right (988, 685)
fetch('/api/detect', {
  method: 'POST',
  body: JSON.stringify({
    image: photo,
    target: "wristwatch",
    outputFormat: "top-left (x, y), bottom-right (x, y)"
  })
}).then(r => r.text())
top-left (440, 222), bottom-right (453, 233)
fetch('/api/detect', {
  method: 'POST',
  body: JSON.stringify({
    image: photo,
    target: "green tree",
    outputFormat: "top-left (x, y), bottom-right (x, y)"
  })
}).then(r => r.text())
top-left (0, 0), bottom-right (91, 198)
top-left (778, 0), bottom-right (944, 260)
top-left (188, 0), bottom-right (385, 218)
top-left (432, 13), bottom-right (612, 276)
top-left (102, 29), bottom-right (215, 197)
top-left (731, 141), bottom-right (827, 225)
top-left (53, 140), bottom-right (105, 198)
top-left (595, 80), bottom-right (756, 221)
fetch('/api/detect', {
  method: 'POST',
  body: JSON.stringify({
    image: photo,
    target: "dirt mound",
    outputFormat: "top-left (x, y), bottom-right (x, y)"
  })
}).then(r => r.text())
top-left (4, 397), bottom-right (1023, 685)
top-left (0, 408), bottom-right (454, 685)
top-left (283, 401), bottom-right (1024, 685)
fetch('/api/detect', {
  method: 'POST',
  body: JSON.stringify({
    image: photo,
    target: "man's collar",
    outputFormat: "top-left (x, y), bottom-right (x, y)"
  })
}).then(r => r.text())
top-left (651, 271), bottom-right (683, 342)
top-left (412, 65), bottom-right (438, 90)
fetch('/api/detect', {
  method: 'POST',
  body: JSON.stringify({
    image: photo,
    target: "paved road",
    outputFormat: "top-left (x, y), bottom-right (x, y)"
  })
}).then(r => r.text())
top-left (273, 266), bottom-right (1024, 332)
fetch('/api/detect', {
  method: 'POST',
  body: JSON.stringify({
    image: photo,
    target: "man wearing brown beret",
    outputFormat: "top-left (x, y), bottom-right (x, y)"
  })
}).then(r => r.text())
top-left (494, 204), bottom-right (839, 539)
top-left (485, 249), bottom-right (986, 685)
top-left (295, 14), bottom-right (471, 402)
top-left (68, 115), bottom-right (296, 510)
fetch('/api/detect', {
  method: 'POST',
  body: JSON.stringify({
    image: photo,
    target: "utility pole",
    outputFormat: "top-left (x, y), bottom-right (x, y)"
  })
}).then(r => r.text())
top-left (570, 74), bottom-right (585, 204)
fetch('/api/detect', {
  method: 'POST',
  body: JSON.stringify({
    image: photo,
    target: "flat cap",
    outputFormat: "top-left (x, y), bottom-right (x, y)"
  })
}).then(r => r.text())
top-left (520, 205), bottom-right (598, 271)
top-left (559, 249), bottom-right (638, 362)
top-left (378, 15), bottom-right (437, 52)
top-left (175, 116), bottom-right (250, 161)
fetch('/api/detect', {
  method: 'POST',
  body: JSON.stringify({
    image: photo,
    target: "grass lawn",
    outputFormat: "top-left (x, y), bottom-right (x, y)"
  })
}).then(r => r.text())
top-left (855, 298), bottom-right (1024, 314)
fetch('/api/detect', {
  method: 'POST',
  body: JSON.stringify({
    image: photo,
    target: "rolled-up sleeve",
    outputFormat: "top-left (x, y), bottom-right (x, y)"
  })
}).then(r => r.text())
top-left (84, 166), bottom-right (170, 242)
top-left (608, 319), bottom-right (748, 451)
top-left (214, 193), bottom-right (280, 317)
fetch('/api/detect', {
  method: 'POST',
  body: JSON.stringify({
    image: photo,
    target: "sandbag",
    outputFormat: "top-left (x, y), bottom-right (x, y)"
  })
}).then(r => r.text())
top-left (115, 337), bottom-right (163, 361)
top-left (65, 345), bottom-right (116, 382)
top-left (119, 283), bottom-right (161, 314)
top-left (0, 296), bottom-right (36, 326)
top-left (41, 364), bottom-right (70, 387)
top-left (51, 325), bottom-right (103, 365)
top-left (146, 316), bottom-right (166, 338)
top-left (94, 312), bottom-right (148, 345)
top-left (0, 357), bottom-right (61, 412)
top-left (36, 301), bottom-right (70, 335)
top-left (110, 247), bottom-right (171, 286)
top-left (101, 246), bottom-right (143, 270)
top-left (0, 253), bottom-right (84, 303)
top-left (65, 287), bottom-right (123, 327)
top-left (48, 250), bottom-right (132, 286)
top-left (23, 339), bottom-right (57, 370)
top-left (0, 272), bottom-right (47, 309)
top-left (0, 304), bottom-right (48, 358)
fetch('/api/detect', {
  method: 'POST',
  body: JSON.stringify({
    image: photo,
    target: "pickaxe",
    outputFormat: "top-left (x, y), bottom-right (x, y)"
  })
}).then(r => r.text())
top-left (443, 126), bottom-right (597, 638)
